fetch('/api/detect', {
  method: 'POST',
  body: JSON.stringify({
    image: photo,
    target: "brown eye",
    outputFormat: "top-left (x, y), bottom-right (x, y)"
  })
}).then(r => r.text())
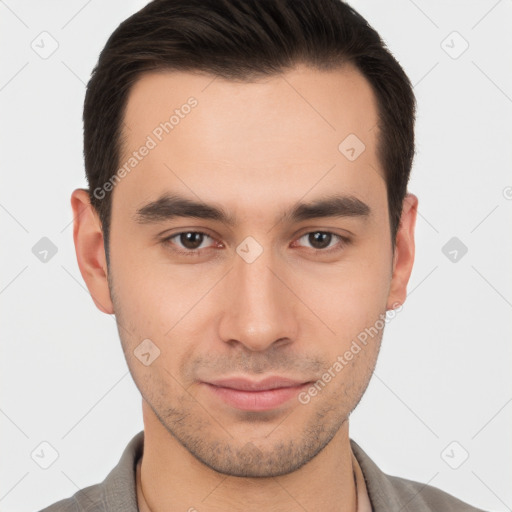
top-left (163, 231), bottom-right (216, 255)
top-left (296, 231), bottom-right (341, 251)
top-left (178, 232), bottom-right (207, 250)
top-left (307, 232), bottom-right (333, 249)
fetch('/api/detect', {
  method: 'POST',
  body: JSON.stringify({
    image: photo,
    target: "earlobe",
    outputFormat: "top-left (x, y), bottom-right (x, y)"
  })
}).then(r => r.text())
top-left (71, 188), bottom-right (114, 315)
top-left (386, 193), bottom-right (418, 311)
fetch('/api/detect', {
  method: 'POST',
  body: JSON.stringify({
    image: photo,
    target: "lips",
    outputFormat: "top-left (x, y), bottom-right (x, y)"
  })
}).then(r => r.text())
top-left (201, 376), bottom-right (311, 411)
top-left (207, 376), bottom-right (307, 391)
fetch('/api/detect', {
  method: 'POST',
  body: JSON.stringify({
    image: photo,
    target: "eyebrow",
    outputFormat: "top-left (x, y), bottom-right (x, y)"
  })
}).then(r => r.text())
top-left (133, 193), bottom-right (371, 227)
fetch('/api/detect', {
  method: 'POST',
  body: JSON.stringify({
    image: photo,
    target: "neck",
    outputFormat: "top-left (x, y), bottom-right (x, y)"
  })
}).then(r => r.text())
top-left (137, 402), bottom-right (358, 512)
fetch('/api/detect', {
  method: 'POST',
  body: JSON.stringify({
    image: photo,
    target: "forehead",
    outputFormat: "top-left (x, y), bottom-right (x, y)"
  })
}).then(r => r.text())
top-left (114, 64), bottom-right (384, 220)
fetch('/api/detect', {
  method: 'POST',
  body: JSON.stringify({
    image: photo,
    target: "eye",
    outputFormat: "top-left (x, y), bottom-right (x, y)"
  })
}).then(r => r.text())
top-left (161, 230), bottom-right (350, 257)
top-left (292, 231), bottom-right (349, 253)
top-left (162, 231), bottom-right (218, 255)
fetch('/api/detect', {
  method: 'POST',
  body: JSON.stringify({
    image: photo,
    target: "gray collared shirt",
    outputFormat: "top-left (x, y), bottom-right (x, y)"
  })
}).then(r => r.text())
top-left (39, 430), bottom-right (488, 511)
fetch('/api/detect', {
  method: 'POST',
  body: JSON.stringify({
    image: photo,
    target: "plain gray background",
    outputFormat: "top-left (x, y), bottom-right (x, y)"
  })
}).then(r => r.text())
top-left (1, 1), bottom-right (511, 511)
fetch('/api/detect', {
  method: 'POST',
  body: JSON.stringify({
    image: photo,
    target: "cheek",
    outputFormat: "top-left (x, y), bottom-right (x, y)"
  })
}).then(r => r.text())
top-left (303, 260), bottom-right (390, 404)
top-left (110, 255), bottom-right (212, 371)
top-left (293, 250), bottom-right (392, 344)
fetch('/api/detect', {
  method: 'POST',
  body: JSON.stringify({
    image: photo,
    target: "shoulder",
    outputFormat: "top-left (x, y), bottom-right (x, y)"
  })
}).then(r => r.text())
top-left (350, 439), bottom-right (489, 512)
top-left (36, 431), bottom-right (144, 512)
top-left (37, 483), bottom-right (103, 512)
top-left (385, 472), bottom-right (488, 512)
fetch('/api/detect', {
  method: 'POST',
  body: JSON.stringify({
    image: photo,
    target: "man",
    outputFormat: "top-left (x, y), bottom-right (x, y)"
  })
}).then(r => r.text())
top-left (41, 0), bottom-right (486, 510)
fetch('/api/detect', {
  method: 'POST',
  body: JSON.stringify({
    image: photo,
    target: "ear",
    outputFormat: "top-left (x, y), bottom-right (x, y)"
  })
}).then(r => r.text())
top-left (386, 193), bottom-right (418, 310)
top-left (71, 188), bottom-right (114, 314)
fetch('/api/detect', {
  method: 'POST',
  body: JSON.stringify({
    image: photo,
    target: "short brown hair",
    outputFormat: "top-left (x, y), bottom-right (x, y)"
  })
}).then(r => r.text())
top-left (83, 0), bottom-right (416, 265)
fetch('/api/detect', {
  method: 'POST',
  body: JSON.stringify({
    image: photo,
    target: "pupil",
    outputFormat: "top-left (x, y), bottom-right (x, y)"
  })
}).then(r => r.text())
top-left (309, 232), bottom-right (331, 249)
top-left (181, 232), bottom-right (203, 249)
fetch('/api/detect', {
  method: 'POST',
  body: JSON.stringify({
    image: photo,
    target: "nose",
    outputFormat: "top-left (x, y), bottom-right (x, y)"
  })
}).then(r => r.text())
top-left (217, 246), bottom-right (299, 352)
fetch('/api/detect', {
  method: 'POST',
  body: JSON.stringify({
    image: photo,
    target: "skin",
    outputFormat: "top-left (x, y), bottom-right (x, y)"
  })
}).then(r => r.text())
top-left (71, 63), bottom-right (417, 511)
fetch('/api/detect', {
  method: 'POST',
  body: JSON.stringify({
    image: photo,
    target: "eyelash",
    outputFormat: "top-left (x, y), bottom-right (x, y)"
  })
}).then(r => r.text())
top-left (161, 230), bottom-right (350, 257)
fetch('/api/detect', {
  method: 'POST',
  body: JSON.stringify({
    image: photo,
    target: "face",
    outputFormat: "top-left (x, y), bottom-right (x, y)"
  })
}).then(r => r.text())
top-left (76, 63), bottom-right (416, 478)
